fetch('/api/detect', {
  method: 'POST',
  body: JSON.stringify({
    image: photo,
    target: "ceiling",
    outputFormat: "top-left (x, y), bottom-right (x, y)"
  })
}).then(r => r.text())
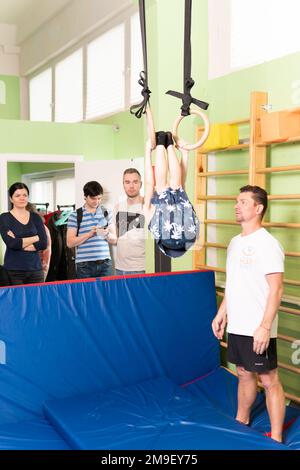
top-left (0, 0), bottom-right (72, 43)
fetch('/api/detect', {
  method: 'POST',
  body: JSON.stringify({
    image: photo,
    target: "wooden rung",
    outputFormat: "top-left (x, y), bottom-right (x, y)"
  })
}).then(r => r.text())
top-left (201, 144), bottom-right (250, 153)
top-left (205, 243), bottom-right (227, 249)
top-left (265, 222), bottom-right (300, 228)
top-left (278, 333), bottom-right (298, 343)
top-left (196, 264), bottom-right (226, 273)
top-left (204, 219), bottom-right (239, 225)
top-left (257, 135), bottom-right (300, 146)
top-left (277, 362), bottom-right (300, 376)
top-left (204, 219), bottom-right (300, 228)
top-left (256, 165), bottom-right (300, 173)
top-left (284, 391), bottom-right (300, 404)
top-left (198, 194), bottom-right (300, 201)
top-left (257, 136), bottom-right (300, 146)
top-left (268, 194), bottom-right (300, 200)
top-left (284, 279), bottom-right (300, 286)
top-left (198, 118), bottom-right (250, 131)
top-left (198, 169), bottom-right (248, 177)
top-left (280, 306), bottom-right (300, 316)
top-left (285, 251), bottom-right (300, 257)
top-left (263, 222), bottom-right (300, 228)
top-left (197, 195), bottom-right (236, 200)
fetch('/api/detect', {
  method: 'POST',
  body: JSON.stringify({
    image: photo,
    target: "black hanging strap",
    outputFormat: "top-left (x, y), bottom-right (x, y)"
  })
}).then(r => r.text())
top-left (130, 0), bottom-right (151, 118)
top-left (166, 0), bottom-right (209, 116)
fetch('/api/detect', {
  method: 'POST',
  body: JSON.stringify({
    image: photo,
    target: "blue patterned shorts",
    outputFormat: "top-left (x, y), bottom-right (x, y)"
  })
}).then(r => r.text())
top-left (148, 187), bottom-right (199, 258)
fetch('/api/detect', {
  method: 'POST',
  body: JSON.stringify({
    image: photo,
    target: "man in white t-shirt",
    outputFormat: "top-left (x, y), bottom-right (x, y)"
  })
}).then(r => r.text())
top-left (113, 168), bottom-right (145, 275)
top-left (212, 185), bottom-right (285, 443)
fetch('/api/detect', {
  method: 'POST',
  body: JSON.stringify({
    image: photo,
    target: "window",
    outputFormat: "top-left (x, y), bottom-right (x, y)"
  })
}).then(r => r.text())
top-left (208, 0), bottom-right (300, 78)
top-left (30, 180), bottom-right (54, 210)
top-left (56, 176), bottom-right (75, 208)
top-left (231, 0), bottom-right (300, 70)
top-left (29, 68), bottom-right (52, 121)
top-left (55, 49), bottom-right (83, 123)
top-left (28, 9), bottom-right (141, 121)
top-left (130, 12), bottom-right (143, 105)
top-left (24, 170), bottom-right (75, 212)
top-left (86, 24), bottom-right (125, 119)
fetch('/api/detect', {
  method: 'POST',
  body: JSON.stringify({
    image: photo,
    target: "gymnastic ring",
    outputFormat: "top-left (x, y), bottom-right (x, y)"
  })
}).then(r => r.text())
top-left (145, 106), bottom-right (157, 150)
top-left (172, 109), bottom-right (210, 151)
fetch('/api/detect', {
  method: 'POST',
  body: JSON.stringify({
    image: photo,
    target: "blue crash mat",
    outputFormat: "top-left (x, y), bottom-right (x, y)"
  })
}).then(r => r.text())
top-left (0, 418), bottom-right (70, 450)
top-left (184, 366), bottom-right (300, 443)
top-left (285, 416), bottom-right (300, 450)
top-left (0, 271), bottom-right (218, 425)
top-left (44, 376), bottom-right (286, 450)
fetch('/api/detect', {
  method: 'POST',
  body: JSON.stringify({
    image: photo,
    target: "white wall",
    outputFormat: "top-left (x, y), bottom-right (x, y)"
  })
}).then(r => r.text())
top-left (75, 157), bottom-right (144, 211)
top-left (20, 0), bottom-right (133, 76)
top-left (0, 24), bottom-right (20, 75)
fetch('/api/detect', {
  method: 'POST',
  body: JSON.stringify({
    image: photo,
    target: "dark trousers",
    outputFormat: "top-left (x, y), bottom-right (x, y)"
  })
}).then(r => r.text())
top-left (8, 270), bottom-right (45, 286)
top-left (76, 259), bottom-right (113, 279)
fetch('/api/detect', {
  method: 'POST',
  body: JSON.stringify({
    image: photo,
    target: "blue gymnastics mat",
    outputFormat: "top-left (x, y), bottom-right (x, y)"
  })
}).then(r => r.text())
top-left (44, 376), bottom-right (286, 450)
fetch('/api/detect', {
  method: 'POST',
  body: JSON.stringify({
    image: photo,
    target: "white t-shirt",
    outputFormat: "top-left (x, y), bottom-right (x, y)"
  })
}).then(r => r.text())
top-left (113, 200), bottom-right (146, 272)
top-left (225, 228), bottom-right (284, 338)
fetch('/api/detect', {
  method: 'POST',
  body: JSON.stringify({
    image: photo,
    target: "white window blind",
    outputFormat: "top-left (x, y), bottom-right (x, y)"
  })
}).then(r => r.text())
top-left (55, 49), bottom-right (83, 123)
top-left (29, 69), bottom-right (52, 122)
top-left (130, 12), bottom-right (143, 105)
top-left (86, 24), bottom-right (125, 119)
top-left (231, 0), bottom-right (300, 69)
top-left (30, 180), bottom-right (54, 211)
top-left (56, 177), bottom-right (75, 207)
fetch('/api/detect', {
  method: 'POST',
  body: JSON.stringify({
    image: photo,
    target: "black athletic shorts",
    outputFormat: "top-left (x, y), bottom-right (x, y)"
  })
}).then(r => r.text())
top-left (227, 333), bottom-right (278, 373)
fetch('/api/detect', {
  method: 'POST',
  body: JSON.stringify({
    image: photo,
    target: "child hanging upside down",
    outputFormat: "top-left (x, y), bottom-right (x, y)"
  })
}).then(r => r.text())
top-left (143, 131), bottom-right (199, 258)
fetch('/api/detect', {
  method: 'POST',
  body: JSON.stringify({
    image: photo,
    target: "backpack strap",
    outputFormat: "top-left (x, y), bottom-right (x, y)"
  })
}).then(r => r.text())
top-left (76, 207), bottom-right (83, 236)
top-left (101, 205), bottom-right (109, 226)
top-left (76, 206), bottom-right (108, 235)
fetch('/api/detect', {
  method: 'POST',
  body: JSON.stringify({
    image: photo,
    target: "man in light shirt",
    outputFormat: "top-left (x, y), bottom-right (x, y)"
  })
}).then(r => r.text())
top-left (113, 169), bottom-right (145, 275)
top-left (212, 185), bottom-right (285, 443)
top-left (67, 181), bottom-right (116, 279)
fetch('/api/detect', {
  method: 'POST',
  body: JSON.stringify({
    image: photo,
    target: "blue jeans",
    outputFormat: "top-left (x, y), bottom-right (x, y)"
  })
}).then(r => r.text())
top-left (76, 259), bottom-right (113, 279)
top-left (115, 269), bottom-right (145, 276)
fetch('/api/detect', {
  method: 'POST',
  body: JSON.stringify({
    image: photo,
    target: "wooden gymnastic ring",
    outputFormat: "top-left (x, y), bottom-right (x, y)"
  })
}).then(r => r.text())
top-left (172, 109), bottom-right (210, 151)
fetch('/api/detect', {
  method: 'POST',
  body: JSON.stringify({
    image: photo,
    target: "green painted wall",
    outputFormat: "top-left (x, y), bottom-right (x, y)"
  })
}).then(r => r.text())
top-left (101, 111), bottom-right (145, 160)
top-left (7, 163), bottom-right (74, 187)
top-left (20, 162), bottom-right (74, 174)
top-left (7, 162), bottom-right (22, 187)
top-left (0, 120), bottom-right (114, 158)
top-left (0, 75), bottom-right (20, 120)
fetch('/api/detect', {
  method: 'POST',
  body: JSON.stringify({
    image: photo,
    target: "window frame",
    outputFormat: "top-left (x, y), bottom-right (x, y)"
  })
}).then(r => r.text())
top-left (208, 0), bottom-right (300, 79)
top-left (22, 168), bottom-right (75, 212)
top-left (28, 4), bottom-right (141, 123)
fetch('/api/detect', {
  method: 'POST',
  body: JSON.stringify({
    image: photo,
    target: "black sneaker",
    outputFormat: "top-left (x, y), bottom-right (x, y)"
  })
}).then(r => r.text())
top-left (155, 131), bottom-right (166, 146)
top-left (165, 131), bottom-right (174, 148)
